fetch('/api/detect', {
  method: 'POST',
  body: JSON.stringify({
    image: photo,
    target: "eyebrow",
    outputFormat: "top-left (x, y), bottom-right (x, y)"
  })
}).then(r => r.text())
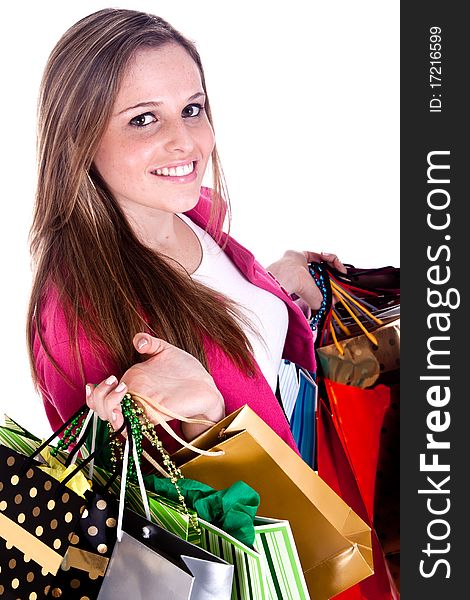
top-left (117, 92), bottom-right (206, 115)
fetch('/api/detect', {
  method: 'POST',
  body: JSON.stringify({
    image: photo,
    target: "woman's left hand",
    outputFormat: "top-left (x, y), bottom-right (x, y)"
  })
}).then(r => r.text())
top-left (266, 250), bottom-right (346, 312)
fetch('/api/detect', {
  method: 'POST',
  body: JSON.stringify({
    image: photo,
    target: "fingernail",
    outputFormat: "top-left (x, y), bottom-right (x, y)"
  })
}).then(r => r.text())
top-left (85, 385), bottom-right (92, 398)
top-left (115, 382), bottom-right (126, 393)
top-left (111, 411), bottom-right (117, 422)
top-left (137, 337), bottom-right (148, 350)
top-left (105, 375), bottom-right (117, 385)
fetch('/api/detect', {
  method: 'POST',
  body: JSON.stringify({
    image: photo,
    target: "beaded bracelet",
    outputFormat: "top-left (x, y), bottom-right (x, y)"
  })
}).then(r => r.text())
top-left (308, 262), bottom-right (330, 332)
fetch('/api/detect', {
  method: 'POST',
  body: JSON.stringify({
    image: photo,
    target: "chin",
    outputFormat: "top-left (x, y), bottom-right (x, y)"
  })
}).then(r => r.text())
top-left (179, 185), bottom-right (203, 207)
top-left (162, 188), bottom-right (201, 214)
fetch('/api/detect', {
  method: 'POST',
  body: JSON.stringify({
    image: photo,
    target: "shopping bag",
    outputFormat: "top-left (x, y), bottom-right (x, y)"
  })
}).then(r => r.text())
top-left (97, 508), bottom-right (233, 600)
top-left (373, 381), bottom-right (400, 588)
top-left (0, 405), bottom-right (233, 598)
top-left (321, 379), bottom-right (391, 522)
top-left (289, 367), bottom-right (317, 467)
top-left (98, 431), bottom-right (233, 600)
top-left (0, 413), bottom-right (212, 597)
top-left (316, 319), bottom-right (400, 388)
top-left (198, 515), bottom-right (310, 600)
top-left (172, 405), bottom-right (374, 600)
top-left (277, 359), bottom-right (301, 422)
top-left (277, 360), bottom-right (317, 466)
top-left (0, 416), bottom-right (201, 545)
top-left (316, 397), bottom-right (399, 600)
top-left (307, 262), bottom-right (400, 352)
top-left (0, 410), bottom-right (129, 600)
top-left (50, 489), bottom-right (119, 599)
top-left (0, 440), bottom-right (87, 599)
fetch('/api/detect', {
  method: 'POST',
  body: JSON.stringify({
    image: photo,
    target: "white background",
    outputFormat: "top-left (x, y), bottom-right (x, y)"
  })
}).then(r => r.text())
top-left (0, 0), bottom-right (399, 438)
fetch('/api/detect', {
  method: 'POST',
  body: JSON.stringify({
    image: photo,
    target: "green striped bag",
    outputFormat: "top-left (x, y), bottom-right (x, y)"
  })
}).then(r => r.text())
top-left (0, 416), bottom-right (199, 543)
top-left (198, 516), bottom-right (310, 600)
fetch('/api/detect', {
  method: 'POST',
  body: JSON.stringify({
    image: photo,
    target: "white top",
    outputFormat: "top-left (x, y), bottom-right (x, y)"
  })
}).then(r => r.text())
top-left (178, 213), bottom-right (289, 391)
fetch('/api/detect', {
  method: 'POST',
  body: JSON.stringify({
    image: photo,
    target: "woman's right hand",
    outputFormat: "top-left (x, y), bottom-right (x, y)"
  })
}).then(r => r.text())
top-left (85, 375), bottom-right (128, 431)
top-left (85, 333), bottom-right (225, 438)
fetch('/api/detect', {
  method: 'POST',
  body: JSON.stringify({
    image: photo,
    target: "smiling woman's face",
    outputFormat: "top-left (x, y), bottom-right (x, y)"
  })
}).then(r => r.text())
top-left (93, 43), bottom-right (215, 220)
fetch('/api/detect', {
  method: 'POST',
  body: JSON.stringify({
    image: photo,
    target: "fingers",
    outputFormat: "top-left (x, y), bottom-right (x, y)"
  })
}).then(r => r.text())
top-left (303, 251), bottom-right (323, 264)
top-left (133, 333), bottom-right (167, 357)
top-left (85, 375), bottom-right (127, 430)
top-left (320, 252), bottom-right (347, 274)
top-left (296, 268), bottom-right (324, 311)
top-left (304, 251), bottom-right (347, 274)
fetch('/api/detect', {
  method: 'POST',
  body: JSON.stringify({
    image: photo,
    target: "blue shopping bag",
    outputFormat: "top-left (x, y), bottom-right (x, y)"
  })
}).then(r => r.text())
top-left (278, 360), bottom-right (318, 468)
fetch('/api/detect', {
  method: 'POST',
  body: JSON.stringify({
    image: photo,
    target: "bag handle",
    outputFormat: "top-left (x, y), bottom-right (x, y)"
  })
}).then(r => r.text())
top-left (309, 261), bottom-right (385, 352)
top-left (29, 403), bottom-right (88, 462)
top-left (21, 403), bottom-right (90, 477)
top-left (131, 394), bottom-right (216, 426)
top-left (18, 400), bottom-right (124, 498)
top-left (58, 421), bottom-right (126, 491)
top-left (128, 390), bottom-right (224, 457)
top-left (116, 419), bottom-right (151, 542)
top-left (64, 408), bottom-right (95, 467)
top-left (38, 398), bottom-right (201, 534)
top-left (330, 282), bottom-right (382, 347)
top-left (66, 410), bottom-right (104, 483)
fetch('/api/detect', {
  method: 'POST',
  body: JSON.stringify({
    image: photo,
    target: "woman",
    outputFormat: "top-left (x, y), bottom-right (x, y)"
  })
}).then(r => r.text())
top-left (28, 8), bottom-right (344, 453)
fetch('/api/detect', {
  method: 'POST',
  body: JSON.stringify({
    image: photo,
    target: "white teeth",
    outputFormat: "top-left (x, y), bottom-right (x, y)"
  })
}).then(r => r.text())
top-left (155, 162), bottom-right (194, 177)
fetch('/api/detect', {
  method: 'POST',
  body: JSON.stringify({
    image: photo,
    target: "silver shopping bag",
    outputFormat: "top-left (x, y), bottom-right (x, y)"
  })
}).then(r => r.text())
top-left (98, 434), bottom-right (233, 600)
top-left (97, 508), bottom-right (233, 600)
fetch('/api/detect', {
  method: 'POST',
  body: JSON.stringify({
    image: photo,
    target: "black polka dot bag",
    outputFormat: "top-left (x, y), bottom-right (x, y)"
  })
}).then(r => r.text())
top-left (0, 406), bottom-right (124, 600)
top-left (0, 406), bottom-right (91, 599)
top-left (46, 489), bottom-right (120, 600)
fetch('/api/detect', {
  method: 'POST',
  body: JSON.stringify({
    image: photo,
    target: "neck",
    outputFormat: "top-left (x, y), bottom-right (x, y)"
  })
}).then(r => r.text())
top-left (122, 204), bottom-right (178, 253)
top-left (122, 205), bottom-right (202, 274)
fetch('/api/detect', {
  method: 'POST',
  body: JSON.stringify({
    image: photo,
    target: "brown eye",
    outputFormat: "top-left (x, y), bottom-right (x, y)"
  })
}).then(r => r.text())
top-left (129, 112), bottom-right (156, 127)
top-left (182, 104), bottom-right (203, 118)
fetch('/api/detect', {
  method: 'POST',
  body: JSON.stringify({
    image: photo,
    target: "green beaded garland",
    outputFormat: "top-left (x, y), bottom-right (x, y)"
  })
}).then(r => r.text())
top-left (50, 408), bottom-right (87, 457)
top-left (119, 393), bottom-right (200, 534)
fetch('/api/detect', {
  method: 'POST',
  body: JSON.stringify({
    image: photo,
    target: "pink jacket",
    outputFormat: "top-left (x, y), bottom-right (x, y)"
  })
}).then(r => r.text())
top-left (34, 188), bottom-right (316, 453)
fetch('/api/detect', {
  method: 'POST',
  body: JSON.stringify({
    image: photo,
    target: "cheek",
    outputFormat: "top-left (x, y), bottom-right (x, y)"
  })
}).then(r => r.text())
top-left (201, 122), bottom-right (215, 156)
top-left (94, 135), bottom-right (153, 176)
top-left (93, 133), bottom-right (119, 178)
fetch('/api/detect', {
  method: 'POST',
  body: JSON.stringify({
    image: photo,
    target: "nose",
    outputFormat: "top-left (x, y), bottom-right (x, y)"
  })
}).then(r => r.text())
top-left (162, 118), bottom-right (195, 154)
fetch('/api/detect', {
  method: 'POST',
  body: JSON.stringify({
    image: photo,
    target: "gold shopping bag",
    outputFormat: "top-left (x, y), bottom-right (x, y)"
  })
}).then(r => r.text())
top-left (316, 319), bottom-right (401, 388)
top-left (172, 405), bottom-right (374, 600)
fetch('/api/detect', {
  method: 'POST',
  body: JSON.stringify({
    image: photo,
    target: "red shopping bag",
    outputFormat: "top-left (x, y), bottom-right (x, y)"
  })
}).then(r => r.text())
top-left (322, 379), bottom-right (391, 522)
top-left (317, 383), bottom-right (400, 599)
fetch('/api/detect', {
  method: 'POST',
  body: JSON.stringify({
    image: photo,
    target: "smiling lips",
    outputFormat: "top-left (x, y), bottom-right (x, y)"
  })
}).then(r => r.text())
top-left (152, 161), bottom-right (195, 177)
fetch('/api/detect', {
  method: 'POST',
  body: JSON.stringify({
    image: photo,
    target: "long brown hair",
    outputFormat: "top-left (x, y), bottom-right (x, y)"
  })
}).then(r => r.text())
top-left (27, 8), bottom-right (255, 390)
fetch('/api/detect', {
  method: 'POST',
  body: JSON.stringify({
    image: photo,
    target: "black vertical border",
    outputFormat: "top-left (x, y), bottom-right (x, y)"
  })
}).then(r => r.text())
top-left (401, 2), bottom-right (468, 598)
